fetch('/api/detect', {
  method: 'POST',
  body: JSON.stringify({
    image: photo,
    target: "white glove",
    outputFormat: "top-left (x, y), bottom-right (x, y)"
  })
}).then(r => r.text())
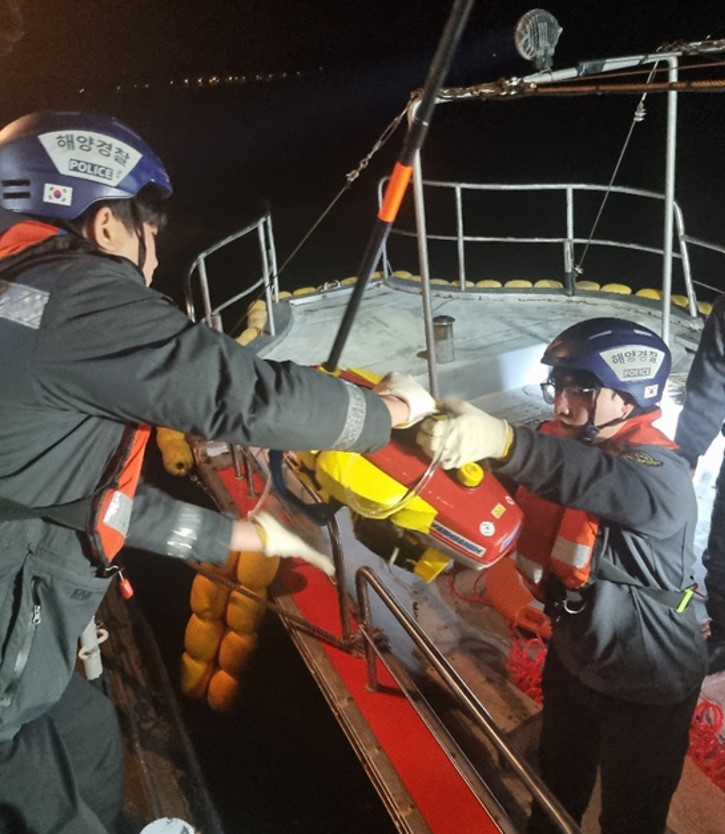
top-left (250, 511), bottom-right (334, 577)
top-left (416, 398), bottom-right (513, 469)
top-left (373, 371), bottom-right (437, 428)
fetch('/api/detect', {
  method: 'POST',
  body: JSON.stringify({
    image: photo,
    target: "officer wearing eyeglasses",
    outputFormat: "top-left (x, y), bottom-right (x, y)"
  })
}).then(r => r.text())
top-left (417, 317), bottom-right (706, 834)
top-left (540, 373), bottom-right (628, 441)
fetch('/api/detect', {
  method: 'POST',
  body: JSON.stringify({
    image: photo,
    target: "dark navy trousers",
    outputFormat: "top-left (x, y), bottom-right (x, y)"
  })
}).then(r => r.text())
top-left (0, 671), bottom-right (123, 834)
top-left (527, 647), bottom-right (699, 834)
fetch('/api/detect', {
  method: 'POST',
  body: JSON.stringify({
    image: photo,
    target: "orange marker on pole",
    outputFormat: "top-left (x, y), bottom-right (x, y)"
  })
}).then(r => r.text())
top-left (324, 0), bottom-right (475, 373)
top-left (378, 162), bottom-right (414, 223)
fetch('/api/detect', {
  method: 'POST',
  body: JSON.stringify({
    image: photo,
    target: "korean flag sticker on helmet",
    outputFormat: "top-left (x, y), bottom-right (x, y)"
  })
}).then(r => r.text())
top-left (599, 344), bottom-right (666, 382)
top-left (37, 130), bottom-right (142, 187)
top-left (43, 183), bottom-right (73, 206)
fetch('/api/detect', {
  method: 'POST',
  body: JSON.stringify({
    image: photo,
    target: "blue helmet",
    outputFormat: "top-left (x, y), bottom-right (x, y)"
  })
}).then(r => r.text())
top-left (0, 111), bottom-right (172, 221)
top-left (541, 317), bottom-right (671, 408)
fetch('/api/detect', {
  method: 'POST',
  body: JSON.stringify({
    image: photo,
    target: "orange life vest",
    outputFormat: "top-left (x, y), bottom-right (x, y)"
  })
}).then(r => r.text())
top-left (514, 410), bottom-right (676, 599)
top-left (0, 219), bottom-right (152, 569)
top-left (0, 218), bottom-right (60, 258)
top-left (87, 424), bottom-right (151, 567)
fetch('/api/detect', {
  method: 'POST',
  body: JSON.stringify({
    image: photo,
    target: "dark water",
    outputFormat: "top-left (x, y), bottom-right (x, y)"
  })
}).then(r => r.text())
top-left (125, 454), bottom-right (399, 834)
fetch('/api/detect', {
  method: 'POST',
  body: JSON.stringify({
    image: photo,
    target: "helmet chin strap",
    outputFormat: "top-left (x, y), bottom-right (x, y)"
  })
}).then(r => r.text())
top-left (583, 416), bottom-right (630, 443)
top-left (129, 199), bottom-right (146, 271)
top-left (582, 391), bottom-right (630, 443)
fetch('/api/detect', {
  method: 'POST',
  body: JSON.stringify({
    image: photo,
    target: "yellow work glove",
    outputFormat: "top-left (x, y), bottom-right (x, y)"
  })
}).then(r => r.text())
top-left (416, 398), bottom-right (513, 469)
top-left (250, 511), bottom-right (334, 577)
top-left (373, 371), bottom-right (437, 428)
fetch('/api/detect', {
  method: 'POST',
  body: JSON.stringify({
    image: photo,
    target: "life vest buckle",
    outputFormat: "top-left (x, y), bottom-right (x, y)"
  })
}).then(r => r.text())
top-left (561, 595), bottom-right (587, 615)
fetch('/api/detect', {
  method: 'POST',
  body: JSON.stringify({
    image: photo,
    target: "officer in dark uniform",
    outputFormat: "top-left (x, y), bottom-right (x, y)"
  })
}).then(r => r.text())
top-left (417, 318), bottom-right (707, 834)
top-left (675, 292), bottom-right (725, 674)
top-left (0, 111), bottom-right (434, 833)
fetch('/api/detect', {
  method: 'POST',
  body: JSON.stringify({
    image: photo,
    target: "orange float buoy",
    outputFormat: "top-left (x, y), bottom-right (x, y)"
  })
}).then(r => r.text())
top-left (184, 614), bottom-right (225, 663)
top-left (180, 652), bottom-right (215, 699)
top-left (190, 574), bottom-right (231, 620)
top-left (226, 588), bottom-right (267, 633)
top-left (181, 548), bottom-right (280, 711)
top-left (218, 629), bottom-right (258, 678)
top-left (235, 549), bottom-right (280, 590)
top-left (155, 427), bottom-right (194, 477)
top-left (207, 668), bottom-right (241, 712)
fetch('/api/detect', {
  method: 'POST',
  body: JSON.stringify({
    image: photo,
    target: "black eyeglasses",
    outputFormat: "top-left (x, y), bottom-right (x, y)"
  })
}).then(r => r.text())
top-left (540, 380), bottom-right (600, 405)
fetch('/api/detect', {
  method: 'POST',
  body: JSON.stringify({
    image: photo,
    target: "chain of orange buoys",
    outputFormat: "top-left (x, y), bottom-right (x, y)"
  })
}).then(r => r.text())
top-left (190, 559), bottom-right (352, 652)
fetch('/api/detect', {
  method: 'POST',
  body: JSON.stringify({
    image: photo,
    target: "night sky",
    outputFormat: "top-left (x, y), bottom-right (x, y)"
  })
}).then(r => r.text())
top-left (1, 1), bottom-right (725, 295)
top-left (2, 1), bottom-right (722, 113)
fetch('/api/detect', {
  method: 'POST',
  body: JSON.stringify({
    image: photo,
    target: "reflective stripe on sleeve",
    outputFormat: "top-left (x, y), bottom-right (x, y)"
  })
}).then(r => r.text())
top-left (166, 504), bottom-right (205, 559)
top-left (0, 281), bottom-right (49, 329)
top-left (331, 382), bottom-right (368, 450)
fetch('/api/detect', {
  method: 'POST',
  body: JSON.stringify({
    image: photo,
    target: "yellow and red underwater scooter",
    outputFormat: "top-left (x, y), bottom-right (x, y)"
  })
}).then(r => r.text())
top-left (272, 368), bottom-right (523, 582)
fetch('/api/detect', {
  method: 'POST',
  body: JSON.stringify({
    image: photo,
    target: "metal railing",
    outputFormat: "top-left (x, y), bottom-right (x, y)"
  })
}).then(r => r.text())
top-left (184, 211), bottom-right (279, 335)
top-left (354, 566), bottom-right (581, 834)
top-left (381, 178), bottom-right (703, 312)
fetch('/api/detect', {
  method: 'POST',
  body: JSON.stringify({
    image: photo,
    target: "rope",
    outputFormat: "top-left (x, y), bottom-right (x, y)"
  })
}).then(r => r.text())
top-left (187, 560), bottom-right (352, 652)
top-left (437, 53), bottom-right (725, 101)
top-left (273, 102), bottom-right (408, 283)
top-left (506, 637), bottom-right (547, 704)
top-left (689, 699), bottom-right (725, 789)
top-left (574, 63), bottom-right (659, 278)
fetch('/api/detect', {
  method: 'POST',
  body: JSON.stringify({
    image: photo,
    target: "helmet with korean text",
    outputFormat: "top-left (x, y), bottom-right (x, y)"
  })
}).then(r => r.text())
top-left (541, 317), bottom-right (671, 408)
top-left (0, 111), bottom-right (172, 221)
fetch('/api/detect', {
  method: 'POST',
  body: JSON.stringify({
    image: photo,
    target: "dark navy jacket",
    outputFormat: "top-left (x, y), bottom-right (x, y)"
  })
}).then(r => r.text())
top-left (675, 293), bottom-right (725, 468)
top-left (0, 207), bottom-right (392, 561)
top-left (0, 207), bottom-right (391, 738)
top-left (494, 423), bottom-right (706, 704)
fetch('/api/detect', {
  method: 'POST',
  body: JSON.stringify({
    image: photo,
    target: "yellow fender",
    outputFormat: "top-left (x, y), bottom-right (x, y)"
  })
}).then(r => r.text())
top-left (155, 427), bottom-right (194, 477)
top-left (181, 548), bottom-right (280, 711)
top-left (235, 299), bottom-right (268, 346)
top-left (600, 282), bottom-right (632, 295)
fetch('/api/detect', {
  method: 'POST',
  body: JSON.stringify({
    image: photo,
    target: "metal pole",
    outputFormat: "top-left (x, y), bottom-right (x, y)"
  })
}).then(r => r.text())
top-left (323, 0), bottom-right (476, 372)
top-left (660, 56), bottom-right (678, 346)
top-left (411, 137), bottom-right (442, 398)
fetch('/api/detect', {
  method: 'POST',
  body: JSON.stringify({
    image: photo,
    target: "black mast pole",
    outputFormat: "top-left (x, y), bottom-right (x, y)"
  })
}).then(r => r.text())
top-left (323, 0), bottom-right (476, 372)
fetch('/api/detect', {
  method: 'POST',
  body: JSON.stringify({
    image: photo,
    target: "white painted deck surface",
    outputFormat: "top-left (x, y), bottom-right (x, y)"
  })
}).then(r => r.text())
top-left (261, 281), bottom-right (702, 397)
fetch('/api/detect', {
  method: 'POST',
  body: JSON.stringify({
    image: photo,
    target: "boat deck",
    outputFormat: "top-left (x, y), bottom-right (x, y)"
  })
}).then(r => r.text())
top-left (188, 279), bottom-right (725, 833)
top-left (258, 280), bottom-right (703, 400)
top-left (191, 431), bottom-right (725, 834)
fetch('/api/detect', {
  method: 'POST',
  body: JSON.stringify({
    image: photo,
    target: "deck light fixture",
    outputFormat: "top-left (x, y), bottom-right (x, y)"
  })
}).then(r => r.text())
top-left (514, 8), bottom-right (562, 71)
